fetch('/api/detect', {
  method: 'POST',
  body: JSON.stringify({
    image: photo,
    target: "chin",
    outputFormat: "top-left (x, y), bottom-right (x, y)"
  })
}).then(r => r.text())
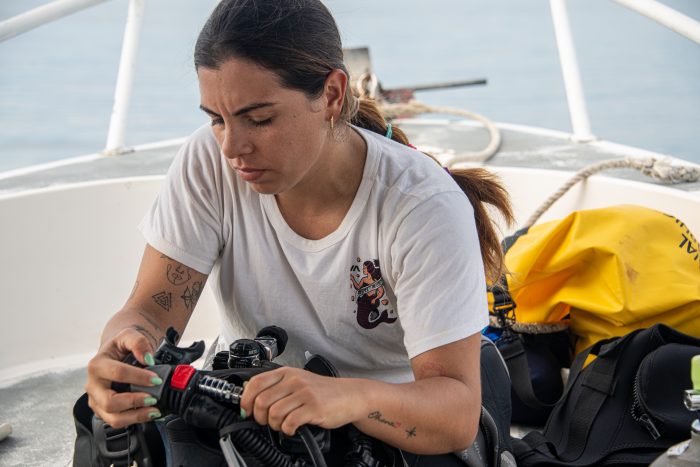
top-left (246, 182), bottom-right (281, 196)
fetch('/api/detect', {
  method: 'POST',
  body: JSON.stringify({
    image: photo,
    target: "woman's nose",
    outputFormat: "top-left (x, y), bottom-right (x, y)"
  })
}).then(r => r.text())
top-left (220, 125), bottom-right (253, 160)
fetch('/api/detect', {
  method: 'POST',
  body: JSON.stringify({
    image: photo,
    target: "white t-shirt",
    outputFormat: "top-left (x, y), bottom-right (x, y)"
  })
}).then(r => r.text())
top-left (139, 124), bottom-right (488, 383)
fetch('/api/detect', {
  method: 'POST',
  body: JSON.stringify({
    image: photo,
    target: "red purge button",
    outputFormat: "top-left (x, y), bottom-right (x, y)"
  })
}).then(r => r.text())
top-left (171, 365), bottom-right (196, 390)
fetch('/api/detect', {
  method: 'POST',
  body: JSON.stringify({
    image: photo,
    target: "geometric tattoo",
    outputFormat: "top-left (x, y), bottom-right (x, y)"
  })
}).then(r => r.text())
top-left (152, 292), bottom-right (172, 311)
top-left (181, 281), bottom-right (203, 310)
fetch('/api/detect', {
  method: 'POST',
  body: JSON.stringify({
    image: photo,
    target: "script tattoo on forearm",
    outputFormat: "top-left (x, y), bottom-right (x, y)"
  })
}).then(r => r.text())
top-left (367, 412), bottom-right (419, 439)
top-left (131, 324), bottom-right (158, 348)
top-left (368, 411), bottom-right (400, 428)
top-left (181, 281), bottom-right (203, 310)
top-left (152, 292), bottom-right (172, 311)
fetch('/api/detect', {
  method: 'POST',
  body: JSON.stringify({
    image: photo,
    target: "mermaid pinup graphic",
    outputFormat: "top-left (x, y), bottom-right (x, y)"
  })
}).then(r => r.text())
top-left (350, 259), bottom-right (397, 329)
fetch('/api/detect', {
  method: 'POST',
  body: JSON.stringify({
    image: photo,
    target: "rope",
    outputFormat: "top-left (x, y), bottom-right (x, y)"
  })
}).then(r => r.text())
top-left (353, 73), bottom-right (502, 164)
top-left (525, 157), bottom-right (700, 228)
top-left (380, 101), bottom-right (502, 164)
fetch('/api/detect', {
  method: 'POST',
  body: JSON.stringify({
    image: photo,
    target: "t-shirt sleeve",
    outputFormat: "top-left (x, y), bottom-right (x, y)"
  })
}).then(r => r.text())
top-left (391, 191), bottom-right (489, 359)
top-left (138, 126), bottom-right (224, 274)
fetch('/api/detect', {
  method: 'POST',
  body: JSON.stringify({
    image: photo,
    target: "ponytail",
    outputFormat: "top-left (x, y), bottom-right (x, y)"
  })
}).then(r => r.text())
top-left (348, 97), bottom-right (514, 283)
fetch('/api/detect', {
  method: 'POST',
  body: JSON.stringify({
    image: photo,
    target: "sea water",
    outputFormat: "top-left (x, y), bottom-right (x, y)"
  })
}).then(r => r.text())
top-left (0, 0), bottom-right (699, 172)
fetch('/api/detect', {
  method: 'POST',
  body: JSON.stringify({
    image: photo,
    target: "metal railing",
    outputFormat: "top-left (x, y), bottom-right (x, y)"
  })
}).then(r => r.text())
top-left (0, 0), bottom-right (144, 156)
top-left (550, 0), bottom-right (700, 144)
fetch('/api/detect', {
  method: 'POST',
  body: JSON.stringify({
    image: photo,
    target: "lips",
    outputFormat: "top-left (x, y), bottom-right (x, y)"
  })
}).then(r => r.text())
top-left (235, 167), bottom-right (266, 182)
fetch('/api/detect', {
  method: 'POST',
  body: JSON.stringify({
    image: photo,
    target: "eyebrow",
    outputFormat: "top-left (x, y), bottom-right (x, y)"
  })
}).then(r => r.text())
top-left (199, 102), bottom-right (276, 118)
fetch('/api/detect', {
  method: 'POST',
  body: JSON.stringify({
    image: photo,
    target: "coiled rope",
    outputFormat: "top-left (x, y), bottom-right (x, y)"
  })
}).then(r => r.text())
top-left (524, 157), bottom-right (700, 229)
top-left (355, 72), bottom-right (502, 164)
top-left (380, 101), bottom-right (502, 164)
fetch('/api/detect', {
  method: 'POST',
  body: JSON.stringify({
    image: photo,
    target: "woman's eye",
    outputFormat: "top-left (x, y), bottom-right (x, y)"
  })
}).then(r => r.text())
top-left (251, 118), bottom-right (272, 128)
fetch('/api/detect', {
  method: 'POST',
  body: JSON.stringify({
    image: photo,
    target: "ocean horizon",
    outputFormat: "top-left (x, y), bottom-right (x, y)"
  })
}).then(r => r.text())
top-left (1, 0), bottom-right (699, 172)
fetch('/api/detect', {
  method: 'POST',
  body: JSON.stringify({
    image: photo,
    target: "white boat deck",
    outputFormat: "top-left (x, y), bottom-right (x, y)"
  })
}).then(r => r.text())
top-left (1, 120), bottom-right (699, 195)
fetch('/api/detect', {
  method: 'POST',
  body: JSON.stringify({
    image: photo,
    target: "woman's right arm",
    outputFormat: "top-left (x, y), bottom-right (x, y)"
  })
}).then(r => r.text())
top-left (85, 244), bottom-right (209, 428)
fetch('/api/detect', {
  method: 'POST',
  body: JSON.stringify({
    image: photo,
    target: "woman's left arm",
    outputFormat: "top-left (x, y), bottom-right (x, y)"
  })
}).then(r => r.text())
top-left (352, 332), bottom-right (482, 453)
top-left (239, 332), bottom-right (482, 455)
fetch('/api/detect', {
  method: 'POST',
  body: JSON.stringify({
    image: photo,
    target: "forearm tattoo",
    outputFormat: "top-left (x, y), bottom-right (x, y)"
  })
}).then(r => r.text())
top-left (155, 254), bottom-right (204, 311)
top-left (367, 411), bottom-right (418, 439)
top-left (166, 263), bottom-right (191, 285)
top-left (181, 281), bottom-right (203, 310)
top-left (152, 292), bottom-right (172, 311)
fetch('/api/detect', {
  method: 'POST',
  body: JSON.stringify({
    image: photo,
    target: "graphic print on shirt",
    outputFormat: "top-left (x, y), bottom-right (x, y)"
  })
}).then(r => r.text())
top-left (350, 258), bottom-right (397, 329)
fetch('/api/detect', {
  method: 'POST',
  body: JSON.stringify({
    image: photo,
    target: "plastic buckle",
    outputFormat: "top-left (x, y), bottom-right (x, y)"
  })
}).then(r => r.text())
top-left (92, 416), bottom-right (141, 466)
top-left (492, 298), bottom-right (516, 329)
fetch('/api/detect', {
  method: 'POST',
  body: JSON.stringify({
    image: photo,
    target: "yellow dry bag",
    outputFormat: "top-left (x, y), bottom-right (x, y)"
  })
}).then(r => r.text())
top-left (491, 204), bottom-right (700, 354)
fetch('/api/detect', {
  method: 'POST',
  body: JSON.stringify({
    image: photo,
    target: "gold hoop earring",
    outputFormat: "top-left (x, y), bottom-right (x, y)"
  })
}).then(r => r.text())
top-left (330, 115), bottom-right (334, 131)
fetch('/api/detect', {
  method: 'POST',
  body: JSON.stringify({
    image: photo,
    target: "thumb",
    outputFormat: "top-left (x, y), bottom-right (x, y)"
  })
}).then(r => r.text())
top-left (117, 327), bottom-right (158, 366)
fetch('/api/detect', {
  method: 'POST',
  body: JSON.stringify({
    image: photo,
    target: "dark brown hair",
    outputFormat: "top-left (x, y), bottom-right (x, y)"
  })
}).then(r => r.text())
top-left (195, 0), bottom-right (513, 282)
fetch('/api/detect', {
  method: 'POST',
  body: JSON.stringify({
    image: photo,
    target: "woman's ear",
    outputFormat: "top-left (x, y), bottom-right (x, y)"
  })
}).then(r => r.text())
top-left (324, 69), bottom-right (348, 120)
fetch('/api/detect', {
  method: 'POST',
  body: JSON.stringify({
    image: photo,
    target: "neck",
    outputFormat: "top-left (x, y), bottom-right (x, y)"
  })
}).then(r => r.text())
top-left (275, 127), bottom-right (367, 239)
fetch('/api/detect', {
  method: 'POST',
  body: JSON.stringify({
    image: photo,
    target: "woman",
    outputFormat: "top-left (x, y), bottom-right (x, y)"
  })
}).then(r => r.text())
top-left (84, 0), bottom-right (512, 463)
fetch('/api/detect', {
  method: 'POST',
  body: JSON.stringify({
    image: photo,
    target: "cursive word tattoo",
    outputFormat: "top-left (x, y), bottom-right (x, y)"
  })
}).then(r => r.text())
top-left (368, 411), bottom-right (400, 428)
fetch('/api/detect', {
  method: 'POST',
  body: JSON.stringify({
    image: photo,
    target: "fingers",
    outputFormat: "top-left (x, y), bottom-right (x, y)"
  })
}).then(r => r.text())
top-left (85, 360), bottom-right (164, 428)
top-left (265, 395), bottom-right (305, 435)
top-left (241, 368), bottom-right (330, 436)
top-left (87, 356), bottom-right (161, 388)
top-left (87, 391), bottom-right (162, 428)
top-left (239, 369), bottom-right (287, 424)
top-left (86, 328), bottom-right (163, 429)
top-left (108, 327), bottom-right (157, 365)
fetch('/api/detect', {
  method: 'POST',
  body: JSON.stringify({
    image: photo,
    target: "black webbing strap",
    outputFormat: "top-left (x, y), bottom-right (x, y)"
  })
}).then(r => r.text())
top-left (490, 272), bottom-right (557, 413)
top-left (556, 338), bottom-right (624, 462)
top-left (498, 336), bottom-right (558, 412)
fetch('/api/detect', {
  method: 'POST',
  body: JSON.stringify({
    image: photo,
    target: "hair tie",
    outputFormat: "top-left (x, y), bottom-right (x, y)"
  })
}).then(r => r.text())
top-left (384, 123), bottom-right (393, 139)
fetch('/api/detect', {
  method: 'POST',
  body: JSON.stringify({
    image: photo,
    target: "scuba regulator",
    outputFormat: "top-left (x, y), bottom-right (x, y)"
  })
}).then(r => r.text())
top-left (100, 326), bottom-right (389, 467)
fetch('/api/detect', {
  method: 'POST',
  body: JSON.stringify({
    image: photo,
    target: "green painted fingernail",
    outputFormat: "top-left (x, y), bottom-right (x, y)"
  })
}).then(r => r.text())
top-left (240, 408), bottom-right (247, 419)
top-left (144, 397), bottom-right (157, 406)
top-left (144, 353), bottom-right (155, 366)
top-left (148, 410), bottom-right (161, 419)
top-left (150, 377), bottom-right (163, 386)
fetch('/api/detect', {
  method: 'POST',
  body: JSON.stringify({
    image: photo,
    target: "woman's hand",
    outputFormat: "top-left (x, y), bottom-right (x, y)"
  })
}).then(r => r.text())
top-left (240, 367), bottom-right (362, 436)
top-left (85, 327), bottom-right (164, 428)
